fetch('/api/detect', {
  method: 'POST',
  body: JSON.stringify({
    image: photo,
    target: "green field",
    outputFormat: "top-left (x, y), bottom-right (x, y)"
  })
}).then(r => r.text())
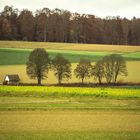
top-left (0, 86), bottom-right (140, 140)
top-left (0, 86), bottom-right (140, 111)
top-left (0, 48), bottom-right (110, 65)
top-left (0, 47), bottom-right (140, 65)
top-left (0, 41), bottom-right (140, 65)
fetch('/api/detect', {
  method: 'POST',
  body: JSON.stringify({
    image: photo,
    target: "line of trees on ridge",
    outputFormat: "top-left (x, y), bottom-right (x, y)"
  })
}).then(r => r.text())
top-left (26, 48), bottom-right (128, 85)
top-left (0, 6), bottom-right (140, 45)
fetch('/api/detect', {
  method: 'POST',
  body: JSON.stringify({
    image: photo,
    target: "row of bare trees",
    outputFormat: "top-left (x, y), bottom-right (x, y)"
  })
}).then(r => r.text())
top-left (0, 6), bottom-right (140, 45)
top-left (26, 48), bottom-right (127, 85)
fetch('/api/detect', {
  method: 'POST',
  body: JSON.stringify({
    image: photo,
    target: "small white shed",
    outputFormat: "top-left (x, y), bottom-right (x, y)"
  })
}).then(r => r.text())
top-left (4, 74), bottom-right (20, 85)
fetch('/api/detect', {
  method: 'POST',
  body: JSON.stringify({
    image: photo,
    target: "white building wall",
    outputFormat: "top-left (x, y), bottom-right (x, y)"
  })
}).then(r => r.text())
top-left (5, 76), bottom-right (10, 82)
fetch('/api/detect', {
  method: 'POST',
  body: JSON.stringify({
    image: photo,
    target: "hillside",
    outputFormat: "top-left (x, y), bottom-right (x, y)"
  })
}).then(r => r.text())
top-left (0, 41), bottom-right (140, 52)
top-left (0, 41), bottom-right (140, 65)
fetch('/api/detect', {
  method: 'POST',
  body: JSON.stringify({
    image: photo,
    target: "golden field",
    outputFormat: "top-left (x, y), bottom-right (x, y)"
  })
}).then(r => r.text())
top-left (1, 41), bottom-right (140, 52)
top-left (0, 62), bottom-right (140, 84)
top-left (0, 110), bottom-right (140, 132)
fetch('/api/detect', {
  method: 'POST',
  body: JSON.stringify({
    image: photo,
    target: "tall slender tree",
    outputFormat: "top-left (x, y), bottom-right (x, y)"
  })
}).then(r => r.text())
top-left (18, 10), bottom-right (35, 41)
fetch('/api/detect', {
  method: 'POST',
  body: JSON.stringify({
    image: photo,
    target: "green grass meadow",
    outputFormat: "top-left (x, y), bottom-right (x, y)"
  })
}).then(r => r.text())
top-left (0, 48), bottom-right (107, 65)
top-left (0, 47), bottom-right (140, 65)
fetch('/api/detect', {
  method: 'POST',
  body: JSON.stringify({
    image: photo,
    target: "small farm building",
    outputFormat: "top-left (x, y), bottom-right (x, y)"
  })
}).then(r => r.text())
top-left (4, 74), bottom-right (20, 85)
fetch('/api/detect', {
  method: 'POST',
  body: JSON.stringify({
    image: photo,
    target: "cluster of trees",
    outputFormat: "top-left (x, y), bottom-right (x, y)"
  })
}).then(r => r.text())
top-left (26, 48), bottom-right (127, 85)
top-left (0, 6), bottom-right (140, 45)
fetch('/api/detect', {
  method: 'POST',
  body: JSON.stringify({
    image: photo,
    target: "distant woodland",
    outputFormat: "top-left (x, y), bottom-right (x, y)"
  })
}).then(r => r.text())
top-left (0, 6), bottom-right (140, 45)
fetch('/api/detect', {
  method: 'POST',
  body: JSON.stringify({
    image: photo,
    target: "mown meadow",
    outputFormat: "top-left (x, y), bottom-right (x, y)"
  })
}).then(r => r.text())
top-left (0, 86), bottom-right (140, 111)
top-left (0, 47), bottom-right (140, 65)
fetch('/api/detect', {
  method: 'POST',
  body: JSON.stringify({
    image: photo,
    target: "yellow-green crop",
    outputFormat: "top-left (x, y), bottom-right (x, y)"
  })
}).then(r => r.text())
top-left (0, 86), bottom-right (140, 98)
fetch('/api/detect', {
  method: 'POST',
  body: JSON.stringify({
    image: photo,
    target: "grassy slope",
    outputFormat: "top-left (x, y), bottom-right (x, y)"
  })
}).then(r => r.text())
top-left (0, 48), bottom-right (140, 65)
top-left (0, 41), bottom-right (140, 65)
top-left (1, 41), bottom-right (140, 52)
top-left (0, 48), bottom-right (111, 65)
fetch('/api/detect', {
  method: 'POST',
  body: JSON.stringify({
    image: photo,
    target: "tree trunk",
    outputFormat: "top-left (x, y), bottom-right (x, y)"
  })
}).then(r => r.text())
top-left (37, 78), bottom-right (41, 85)
top-left (58, 75), bottom-right (62, 85)
top-left (98, 78), bottom-right (102, 85)
top-left (58, 79), bottom-right (61, 85)
top-left (82, 78), bottom-right (84, 84)
top-left (114, 74), bottom-right (118, 83)
top-left (44, 18), bottom-right (47, 42)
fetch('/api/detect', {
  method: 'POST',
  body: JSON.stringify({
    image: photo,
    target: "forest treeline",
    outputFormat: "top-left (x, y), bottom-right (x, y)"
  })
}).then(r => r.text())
top-left (0, 6), bottom-right (140, 45)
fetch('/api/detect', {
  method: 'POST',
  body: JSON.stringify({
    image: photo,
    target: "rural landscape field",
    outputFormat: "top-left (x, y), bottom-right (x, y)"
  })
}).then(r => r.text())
top-left (0, 0), bottom-right (140, 139)
top-left (0, 41), bottom-right (140, 140)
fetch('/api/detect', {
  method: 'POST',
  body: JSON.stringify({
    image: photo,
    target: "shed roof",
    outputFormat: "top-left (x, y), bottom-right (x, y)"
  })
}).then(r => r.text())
top-left (6, 74), bottom-right (20, 81)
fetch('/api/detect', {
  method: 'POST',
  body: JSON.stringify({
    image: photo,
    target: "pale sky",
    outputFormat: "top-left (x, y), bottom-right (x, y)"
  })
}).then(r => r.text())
top-left (0, 0), bottom-right (140, 19)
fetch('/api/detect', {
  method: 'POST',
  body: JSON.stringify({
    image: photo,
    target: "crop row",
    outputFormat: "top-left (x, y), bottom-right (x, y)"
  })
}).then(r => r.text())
top-left (0, 86), bottom-right (140, 98)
